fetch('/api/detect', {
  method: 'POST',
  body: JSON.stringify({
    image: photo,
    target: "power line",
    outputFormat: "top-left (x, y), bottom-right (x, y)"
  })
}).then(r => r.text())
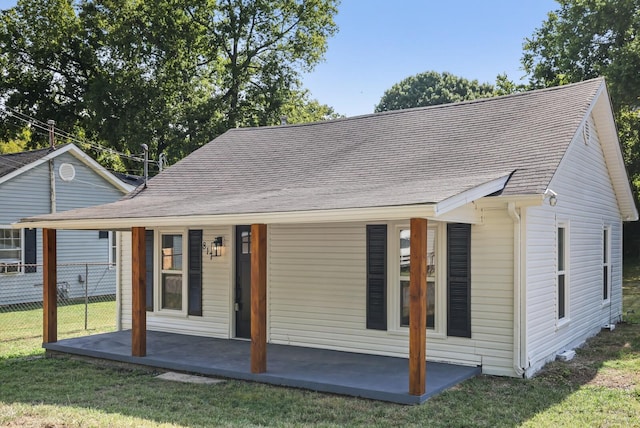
top-left (1, 105), bottom-right (147, 162)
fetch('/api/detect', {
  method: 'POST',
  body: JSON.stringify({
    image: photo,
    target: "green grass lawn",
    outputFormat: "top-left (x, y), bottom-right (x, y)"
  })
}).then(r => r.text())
top-left (0, 278), bottom-right (639, 427)
top-left (624, 262), bottom-right (640, 324)
top-left (0, 300), bottom-right (116, 359)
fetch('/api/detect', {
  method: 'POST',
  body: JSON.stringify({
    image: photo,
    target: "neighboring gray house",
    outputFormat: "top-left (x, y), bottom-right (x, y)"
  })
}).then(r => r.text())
top-left (0, 144), bottom-right (134, 305)
top-left (19, 78), bottom-right (638, 400)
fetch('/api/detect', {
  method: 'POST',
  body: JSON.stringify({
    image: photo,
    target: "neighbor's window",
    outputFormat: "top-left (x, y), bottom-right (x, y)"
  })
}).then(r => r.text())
top-left (603, 226), bottom-right (610, 301)
top-left (399, 228), bottom-right (436, 328)
top-left (0, 228), bottom-right (21, 274)
top-left (161, 234), bottom-right (183, 310)
top-left (557, 224), bottom-right (567, 320)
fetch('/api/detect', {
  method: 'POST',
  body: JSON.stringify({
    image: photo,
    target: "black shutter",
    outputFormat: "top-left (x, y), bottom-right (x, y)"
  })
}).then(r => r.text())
top-left (188, 229), bottom-right (203, 316)
top-left (366, 225), bottom-right (387, 330)
top-left (24, 228), bottom-right (37, 273)
top-left (447, 223), bottom-right (471, 338)
top-left (145, 230), bottom-right (154, 311)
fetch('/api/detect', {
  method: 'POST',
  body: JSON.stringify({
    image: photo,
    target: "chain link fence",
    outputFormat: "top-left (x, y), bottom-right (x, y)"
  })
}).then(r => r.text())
top-left (0, 263), bottom-right (117, 344)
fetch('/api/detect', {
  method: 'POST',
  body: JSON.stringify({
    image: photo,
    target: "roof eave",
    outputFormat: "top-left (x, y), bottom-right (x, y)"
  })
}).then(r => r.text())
top-left (434, 173), bottom-right (512, 217)
top-left (14, 204), bottom-right (442, 230)
top-left (592, 85), bottom-right (639, 221)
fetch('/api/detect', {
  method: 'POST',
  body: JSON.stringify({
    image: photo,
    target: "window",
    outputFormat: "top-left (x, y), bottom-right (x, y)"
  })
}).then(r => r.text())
top-left (399, 227), bottom-right (436, 329)
top-left (0, 228), bottom-right (21, 274)
top-left (149, 230), bottom-right (203, 316)
top-left (557, 224), bottom-right (568, 320)
top-left (108, 231), bottom-right (117, 269)
top-left (161, 234), bottom-right (183, 310)
top-left (241, 230), bottom-right (251, 254)
top-left (603, 226), bottom-right (610, 302)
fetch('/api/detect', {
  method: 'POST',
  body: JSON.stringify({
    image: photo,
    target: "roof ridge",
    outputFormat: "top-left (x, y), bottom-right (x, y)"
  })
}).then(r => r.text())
top-left (225, 77), bottom-right (605, 133)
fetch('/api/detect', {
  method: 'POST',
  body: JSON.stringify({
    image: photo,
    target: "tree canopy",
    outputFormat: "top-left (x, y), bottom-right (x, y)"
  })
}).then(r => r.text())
top-left (0, 0), bottom-right (339, 168)
top-left (522, 0), bottom-right (640, 108)
top-left (522, 0), bottom-right (640, 254)
top-left (374, 71), bottom-right (496, 112)
top-left (522, 0), bottom-right (640, 190)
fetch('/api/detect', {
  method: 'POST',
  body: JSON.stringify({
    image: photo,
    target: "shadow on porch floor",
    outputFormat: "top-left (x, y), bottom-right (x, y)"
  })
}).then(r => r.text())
top-left (44, 330), bottom-right (480, 404)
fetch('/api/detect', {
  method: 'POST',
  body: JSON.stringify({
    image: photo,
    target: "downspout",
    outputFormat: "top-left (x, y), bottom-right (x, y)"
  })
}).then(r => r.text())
top-left (508, 203), bottom-right (525, 377)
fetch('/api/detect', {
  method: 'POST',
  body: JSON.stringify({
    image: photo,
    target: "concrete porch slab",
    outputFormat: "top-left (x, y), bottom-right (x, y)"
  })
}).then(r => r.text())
top-left (44, 330), bottom-right (480, 405)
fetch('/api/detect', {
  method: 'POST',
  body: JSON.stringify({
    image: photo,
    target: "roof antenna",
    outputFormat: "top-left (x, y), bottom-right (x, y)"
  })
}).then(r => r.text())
top-left (141, 143), bottom-right (149, 188)
top-left (47, 119), bottom-right (56, 149)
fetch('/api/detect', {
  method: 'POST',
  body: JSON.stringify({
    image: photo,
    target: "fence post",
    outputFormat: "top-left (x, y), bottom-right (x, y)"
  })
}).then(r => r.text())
top-left (84, 263), bottom-right (89, 330)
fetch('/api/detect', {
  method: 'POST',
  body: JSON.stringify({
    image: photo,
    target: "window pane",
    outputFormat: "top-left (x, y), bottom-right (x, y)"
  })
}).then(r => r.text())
top-left (162, 235), bottom-right (182, 270)
top-left (603, 229), bottom-right (608, 263)
top-left (112, 232), bottom-right (117, 264)
top-left (0, 229), bottom-right (21, 261)
top-left (400, 280), bottom-right (410, 326)
top-left (400, 280), bottom-right (435, 328)
top-left (242, 231), bottom-right (251, 254)
top-left (427, 281), bottom-right (435, 328)
top-left (557, 227), bottom-right (564, 271)
top-left (400, 229), bottom-right (410, 277)
top-left (162, 273), bottom-right (182, 310)
top-left (399, 228), bottom-right (436, 328)
top-left (558, 274), bottom-right (565, 319)
top-left (603, 266), bottom-right (609, 300)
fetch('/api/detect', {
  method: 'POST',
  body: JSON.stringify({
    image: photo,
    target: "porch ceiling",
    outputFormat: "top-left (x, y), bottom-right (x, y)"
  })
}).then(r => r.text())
top-left (44, 330), bottom-right (480, 405)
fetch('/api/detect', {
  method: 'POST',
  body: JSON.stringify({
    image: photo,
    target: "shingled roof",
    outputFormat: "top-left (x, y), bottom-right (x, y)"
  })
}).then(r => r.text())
top-left (20, 78), bottom-right (628, 227)
top-left (0, 147), bottom-right (53, 178)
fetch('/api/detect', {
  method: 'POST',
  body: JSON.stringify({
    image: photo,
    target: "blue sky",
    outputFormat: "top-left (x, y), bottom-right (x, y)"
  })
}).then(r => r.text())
top-left (0, 0), bottom-right (559, 117)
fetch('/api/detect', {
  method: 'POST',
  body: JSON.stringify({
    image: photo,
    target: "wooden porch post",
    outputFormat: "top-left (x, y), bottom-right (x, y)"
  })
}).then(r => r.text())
top-left (43, 228), bottom-right (57, 343)
top-left (251, 223), bottom-right (267, 373)
top-left (131, 227), bottom-right (146, 357)
top-left (409, 217), bottom-right (427, 395)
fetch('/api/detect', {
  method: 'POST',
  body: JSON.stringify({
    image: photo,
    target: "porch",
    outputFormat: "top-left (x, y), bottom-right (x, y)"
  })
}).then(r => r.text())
top-left (44, 330), bottom-right (481, 405)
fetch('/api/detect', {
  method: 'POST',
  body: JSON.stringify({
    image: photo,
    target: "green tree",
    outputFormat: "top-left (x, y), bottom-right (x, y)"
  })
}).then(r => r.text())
top-left (374, 71), bottom-right (496, 112)
top-left (522, 0), bottom-right (640, 108)
top-left (0, 126), bottom-right (31, 154)
top-left (280, 89), bottom-right (342, 124)
top-left (522, 0), bottom-right (640, 255)
top-left (1, 0), bottom-right (339, 168)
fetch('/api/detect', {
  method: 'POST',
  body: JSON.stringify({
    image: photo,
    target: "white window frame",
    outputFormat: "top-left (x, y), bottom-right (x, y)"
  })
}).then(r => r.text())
top-left (155, 229), bottom-right (188, 316)
top-left (0, 226), bottom-right (23, 275)
top-left (556, 221), bottom-right (570, 326)
top-left (387, 221), bottom-right (446, 338)
top-left (603, 225), bottom-right (611, 304)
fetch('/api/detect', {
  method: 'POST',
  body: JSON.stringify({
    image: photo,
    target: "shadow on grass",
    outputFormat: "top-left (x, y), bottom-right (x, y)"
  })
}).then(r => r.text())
top-left (0, 323), bottom-right (638, 427)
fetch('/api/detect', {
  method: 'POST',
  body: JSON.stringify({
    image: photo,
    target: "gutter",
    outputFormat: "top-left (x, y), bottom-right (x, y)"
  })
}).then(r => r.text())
top-left (508, 202), bottom-right (525, 377)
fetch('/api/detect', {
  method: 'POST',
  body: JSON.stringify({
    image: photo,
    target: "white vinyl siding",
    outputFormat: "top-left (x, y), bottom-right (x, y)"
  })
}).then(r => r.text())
top-left (525, 114), bottom-right (624, 376)
top-left (268, 218), bottom-right (515, 376)
top-left (0, 153), bottom-right (126, 305)
top-left (118, 219), bottom-right (515, 375)
top-left (119, 227), bottom-right (232, 338)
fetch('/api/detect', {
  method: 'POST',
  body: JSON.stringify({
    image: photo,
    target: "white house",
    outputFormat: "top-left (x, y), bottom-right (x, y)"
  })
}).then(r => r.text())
top-left (18, 78), bottom-right (637, 398)
top-left (0, 144), bottom-right (134, 305)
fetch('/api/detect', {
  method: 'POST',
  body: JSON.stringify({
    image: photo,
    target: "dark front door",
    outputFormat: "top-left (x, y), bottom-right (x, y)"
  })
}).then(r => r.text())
top-left (235, 225), bottom-right (252, 338)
